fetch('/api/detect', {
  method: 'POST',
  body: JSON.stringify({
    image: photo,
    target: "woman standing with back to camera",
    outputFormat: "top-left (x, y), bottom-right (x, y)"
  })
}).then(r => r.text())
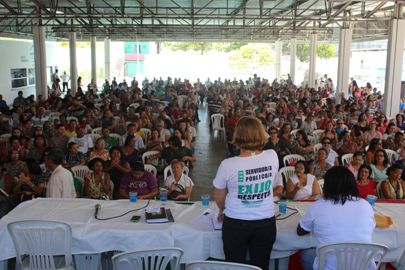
top-left (213, 116), bottom-right (279, 269)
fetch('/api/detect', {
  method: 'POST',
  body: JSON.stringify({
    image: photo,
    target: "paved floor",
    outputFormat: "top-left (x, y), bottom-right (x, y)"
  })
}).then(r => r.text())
top-left (189, 102), bottom-right (228, 201)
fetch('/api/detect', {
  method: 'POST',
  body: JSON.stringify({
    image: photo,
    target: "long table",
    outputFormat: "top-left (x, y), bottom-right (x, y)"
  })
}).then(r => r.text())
top-left (0, 198), bottom-right (404, 267)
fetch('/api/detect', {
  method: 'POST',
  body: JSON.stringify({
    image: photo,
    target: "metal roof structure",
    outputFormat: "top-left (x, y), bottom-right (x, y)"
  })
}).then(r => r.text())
top-left (0, 0), bottom-right (403, 42)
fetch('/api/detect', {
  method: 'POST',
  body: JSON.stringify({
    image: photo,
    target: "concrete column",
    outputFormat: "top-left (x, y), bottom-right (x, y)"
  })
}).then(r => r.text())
top-left (308, 32), bottom-right (317, 89)
top-left (383, 18), bottom-right (405, 117)
top-left (290, 39), bottom-right (296, 84)
top-left (336, 27), bottom-right (353, 101)
top-left (274, 40), bottom-right (282, 80)
top-left (32, 25), bottom-right (47, 98)
top-left (91, 36), bottom-right (97, 83)
top-left (136, 41), bottom-right (140, 76)
top-left (104, 37), bottom-right (111, 82)
top-left (156, 41), bottom-right (161, 54)
top-left (69, 32), bottom-right (77, 95)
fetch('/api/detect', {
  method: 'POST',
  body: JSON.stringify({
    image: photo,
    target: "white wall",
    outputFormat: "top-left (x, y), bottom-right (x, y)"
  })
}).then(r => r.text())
top-left (0, 38), bottom-right (59, 104)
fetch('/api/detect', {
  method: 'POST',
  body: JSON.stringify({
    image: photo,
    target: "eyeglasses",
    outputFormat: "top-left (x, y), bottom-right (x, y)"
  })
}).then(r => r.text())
top-left (269, 132), bottom-right (277, 135)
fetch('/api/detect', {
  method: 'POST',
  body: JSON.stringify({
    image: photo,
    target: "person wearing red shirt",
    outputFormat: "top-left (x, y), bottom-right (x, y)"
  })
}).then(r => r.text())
top-left (356, 164), bottom-right (377, 199)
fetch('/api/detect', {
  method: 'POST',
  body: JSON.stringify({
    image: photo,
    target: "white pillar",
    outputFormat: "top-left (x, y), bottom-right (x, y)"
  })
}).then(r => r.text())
top-left (383, 18), bottom-right (405, 117)
top-left (69, 32), bottom-right (77, 95)
top-left (336, 27), bottom-right (353, 101)
top-left (290, 39), bottom-right (296, 84)
top-left (32, 25), bottom-right (47, 98)
top-left (274, 40), bottom-right (282, 80)
top-left (308, 32), bottom-right (317, 89)
top-left (104, 38), bottom-right (111, 82)
top-left (136, 41), bottom-right (140, 76)
top-left (91, 36), bottom-right (97, 84)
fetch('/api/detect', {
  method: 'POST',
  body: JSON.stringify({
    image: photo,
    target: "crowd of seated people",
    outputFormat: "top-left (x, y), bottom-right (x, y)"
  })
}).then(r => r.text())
top-left (1, 74), bottom-right (405, 209)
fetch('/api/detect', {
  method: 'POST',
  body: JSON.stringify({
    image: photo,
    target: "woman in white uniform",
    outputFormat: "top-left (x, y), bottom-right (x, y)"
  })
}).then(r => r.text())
top-left (297, 166), bottom-right (375, 270)
top-left (213, 116), bottom-right (279, 270)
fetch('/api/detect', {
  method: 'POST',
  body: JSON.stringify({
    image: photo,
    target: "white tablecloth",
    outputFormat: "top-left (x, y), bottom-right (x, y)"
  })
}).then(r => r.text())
top-left (0, 199), bottom-right (404, 265)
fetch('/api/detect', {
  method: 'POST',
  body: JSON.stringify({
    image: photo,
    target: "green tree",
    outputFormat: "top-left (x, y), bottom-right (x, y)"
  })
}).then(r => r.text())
top-left (229, 44), bottom-right (273, 69)
top-left (164, 42), bottom-right (213, 55)
top-left (296, 43), bottom-right (336, 62)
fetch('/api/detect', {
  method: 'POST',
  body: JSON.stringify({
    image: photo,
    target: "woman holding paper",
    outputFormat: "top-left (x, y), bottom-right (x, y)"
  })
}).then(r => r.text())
top-left (213, 116), bottom-right (279, 270)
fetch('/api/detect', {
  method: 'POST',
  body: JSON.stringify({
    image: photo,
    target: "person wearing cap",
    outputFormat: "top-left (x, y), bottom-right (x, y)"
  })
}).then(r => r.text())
top-left (118, 162), bottom-right (158, 200)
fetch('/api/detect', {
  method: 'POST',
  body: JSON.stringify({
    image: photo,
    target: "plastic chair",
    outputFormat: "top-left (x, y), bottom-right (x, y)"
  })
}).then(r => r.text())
top-left (92, 127), bottom-right (102, 135)
top-left (376, 181), bottom-right (384, 198)
top-left (164, 165), bottom-right (189, 180)
top-left (140, 128), bottom-right (151, 144)
top-left (7, 220), bottom-right (75, 270)
top-left (67, 116), bottom-right (79, 123)
top-left (318, 178), bottom-right (324, 194)
top-left (312, 129), bottom-right (325, 144)
top-left (71, 165), bottom-right (91, 181)
top-left (144, 164), bottom-right (157, 176)
top-left (74, 254), bottom-right (101, 270)
top-left (186, 261), bottom-right (261, 270)
top-left (274, 166), bottom-right (295, 188)
top-left (341, 153), bottom-right (354, 166)
top-left (313, 143), bottom-right (323, 154)
top-left (112, 248), bottom-right (183, 270)
top-left (210, 113), bottom-right (226, 141)
top-left (385, 149), bottom-right (400, 164)
top-left (317, 242), bottom-right (387, 270)
top-left (290, 129), bottom-right (300, 139)
top-left (109, 133), bottom-right (121, 144)
top-left (283, 154), bottom-right (305, 167)
top-left (142, 151), bottom-right (161, 166)
top-left (88, 133), bottom-right (101, 144)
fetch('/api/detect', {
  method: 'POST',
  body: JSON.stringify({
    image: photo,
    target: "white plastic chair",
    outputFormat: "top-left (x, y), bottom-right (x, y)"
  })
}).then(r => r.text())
top-left (186, 260), bottom-right (261, 270)
top-left (341, 153), bottom-right (354, 166)
top-left (385, 149), bottom-right (400, 164)
top-left (211, 113), bottom-right (226, 141)
top-left (318, 178), bottom-right (324, 194)
top-left (88, 133), bottom-right (101, 144)
top-left (312, 129), bottom-right (325, 144)
top-left (142, 150), bottom-right (161, 166)
top-left (112, 248), bottom-right (183, 270)
top-left (365, 145), bottom-right (369, 152)
top-left (71, 165), bottom-right (91, 181)
top-left (109, 133), bottom-right (121, 144)
top-left (0, 133), bottom-right (11, 143)
top-left (144, 164), bottom-right (157, 176)
top-left (376, 181), bottom-right (384, 198)
top-left (164, 165), bottom-right (189, 180)
top-left (308, 135), bottom-right (317, 145)
top-left (67, 116), bottom-right (79, 123)
top-left (283, 154), bottom-right (305, 167)
top-left (92, 127), bottom-right (102, 135)
top-left (290, 129), bottom-right (300, 139)
top-left (313, 143), bottom-right (323, 154)
top-left (317, 242), bottom-right (387, 270)
top-left (140, 128), bottom-right (151, 144)
top-left (7, 220), bottom-right (75, 270)
top-left (274, 166), bottom-right (295, 188)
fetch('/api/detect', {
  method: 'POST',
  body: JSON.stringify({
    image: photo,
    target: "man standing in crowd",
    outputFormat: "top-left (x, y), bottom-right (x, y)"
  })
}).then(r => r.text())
top-left (61, 71), bottom-right (70, 92)
top-left (45, 149), bottom-right (76, 198)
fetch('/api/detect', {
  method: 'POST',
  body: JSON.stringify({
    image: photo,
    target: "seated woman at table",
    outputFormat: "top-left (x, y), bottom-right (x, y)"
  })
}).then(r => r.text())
top-left (286, 161), bottom-right (321, 200)
top-left (380, 164), bottom-right (405, 199)
top-left (356, 164), bottom-right (377, 199)
top-left (370, 149), bottom-right (389, 182)
top-left (89, 138), bottom-right (110, 161)
top-left (309, 148), bottom-right (331, 179)
top-left (164, 159), bottom-right (194, 201)
top-left (105, 147), bottom-right (130, 199)
top-left (297, 166), bottom-right (375, 270)
top-left (83, 158), bottom-right (111, 199)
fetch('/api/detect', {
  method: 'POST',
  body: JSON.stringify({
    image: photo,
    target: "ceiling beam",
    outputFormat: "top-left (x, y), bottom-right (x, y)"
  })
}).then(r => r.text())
top-left (0, 0), bottom-right (17, 15)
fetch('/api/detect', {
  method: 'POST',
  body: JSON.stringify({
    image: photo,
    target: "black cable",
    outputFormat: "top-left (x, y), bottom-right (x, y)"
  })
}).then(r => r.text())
top-left (276, 206), bottom-right (299, 220)
top-left (95, 200), bottom-right (150, 221)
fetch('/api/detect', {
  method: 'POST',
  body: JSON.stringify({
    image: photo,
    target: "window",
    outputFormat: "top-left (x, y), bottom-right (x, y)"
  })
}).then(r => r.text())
top-left (28, 68), bottom-right (35, 85)
top-left (11, 68), bottom-right (28, 89)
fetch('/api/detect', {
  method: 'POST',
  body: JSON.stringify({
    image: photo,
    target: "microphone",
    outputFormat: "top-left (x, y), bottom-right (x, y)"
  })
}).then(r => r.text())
top-left (94, 204), bottom-right (101, 218)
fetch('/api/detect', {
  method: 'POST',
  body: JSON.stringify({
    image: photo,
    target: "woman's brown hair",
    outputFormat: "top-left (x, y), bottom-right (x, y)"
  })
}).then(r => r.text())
top-left (231, 116), bottom-right (268, 151)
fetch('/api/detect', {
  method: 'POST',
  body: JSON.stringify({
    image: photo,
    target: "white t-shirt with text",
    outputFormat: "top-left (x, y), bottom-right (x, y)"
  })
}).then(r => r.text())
top-left (213, 149), bottom-right (279, 220)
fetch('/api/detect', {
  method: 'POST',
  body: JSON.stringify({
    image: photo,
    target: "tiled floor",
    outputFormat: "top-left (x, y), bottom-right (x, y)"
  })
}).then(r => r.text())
top-left (189, 102), bottom-right (228, 201)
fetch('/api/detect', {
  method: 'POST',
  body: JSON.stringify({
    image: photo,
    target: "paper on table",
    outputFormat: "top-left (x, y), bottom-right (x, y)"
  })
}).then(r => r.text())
top-left (188, 209), bottom-right (222, 230)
